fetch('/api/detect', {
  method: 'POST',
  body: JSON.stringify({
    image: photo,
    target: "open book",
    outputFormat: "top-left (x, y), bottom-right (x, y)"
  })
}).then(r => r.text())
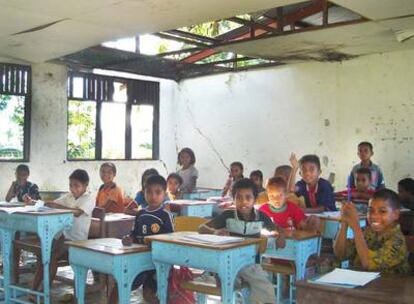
top-left (310, 268), bottom-right (380, 288)
top-left (180, 234), bottom-right (244, 245)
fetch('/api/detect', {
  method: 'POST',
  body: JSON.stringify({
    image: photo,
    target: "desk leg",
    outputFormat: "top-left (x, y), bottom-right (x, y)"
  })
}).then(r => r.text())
top-left (72, 265), bottom-right (88, 304)
top-left (154, 262), bottom-right (171, 304)
top-left (218, 263), bottom-right (236, 304)
top-left (40, 237), bottom-right (55, 304)
top-left (1, 230), bottom-right (13, 302)
top-left (114, 273), bottom-right (133, 304)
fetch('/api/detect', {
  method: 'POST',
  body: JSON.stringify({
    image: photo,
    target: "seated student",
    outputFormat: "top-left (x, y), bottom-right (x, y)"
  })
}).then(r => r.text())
top-left (349, 141), bottom-right (385, 191)
top-left (295, 154), bottom-right (336, 213)
top-left (166, 173), bottom-right (183, 201)
top-left (260, 177), bottom-right (319, 230)
top-left (250, 170), bottom-right (265, 193)
top-left (31, 169), bottom-right (95, 292)
top-left (109, 175), bottom-right (174, 304)
top-left (334, 189), bottom-right (410, 274)
top-left (177, 148), bottom-right (198, 193)
top-left (5, 164), bottom-right (40, 203)
top-left (222, 161), bottom-right (244, 197)
top-left (398, 178), bottom-right (414, 210)
top-left (96, 162), bottom-right (124, 213)
top-left (199, 178), bottom-right (285, 304)
top-left (135, 168), bottom-right (159, 209)
top-left (336, 168), bottom-right (375, 213)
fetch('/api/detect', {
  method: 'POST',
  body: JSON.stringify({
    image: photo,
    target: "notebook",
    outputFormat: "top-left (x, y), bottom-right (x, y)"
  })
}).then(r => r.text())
top-left (310, 268), bottom-right (380, 288)
top-left (180, 234), bottom-right (244, 245)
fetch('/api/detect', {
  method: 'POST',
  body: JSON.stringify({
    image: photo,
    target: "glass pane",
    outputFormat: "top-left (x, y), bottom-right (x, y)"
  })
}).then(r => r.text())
top-left (113, 81), bottom-right (127, 102)
top-left (0, 94), bottom-right (25, 160)
top-left (131, 105), bottom-right (153, 159)
top-left (67, 100), bottom-right (96, 160)
top-left (72, 77), bottom-right (84, 98)
top-left (101, 103), bottom-right (126, 159)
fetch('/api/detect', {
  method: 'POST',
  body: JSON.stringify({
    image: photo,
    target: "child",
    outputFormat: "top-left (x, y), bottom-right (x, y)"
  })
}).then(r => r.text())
top-left (250, 170), bottom-right (265, 193)
top-left (166, 173), bottom-right (183, 201)
top-left (398, 178), bottom-right (414, 210)
top-left (32, 169), bottom-right (95, 291)
top-left (334, 189), bottom-right (410, 274)
top-left (222, 161), bottom-right (244, 197)
top-left (5, 164), bottom-right (40, 203)
top-left (349, 141), bottom-right (385, 191)
top-left (110, 175), bottom-right (174, 303)
top-left (135, 168), bottom-right (159, 209)
top-left (260, 177), bottom-right (319, 230)
top-left (200, 178), bottom-right (284, 304)
top-left (295, 154), bottom-right (336, 213)
top-left (177, 148), bottom-right (198, 193)
top-left (96, 162), bottom-right (125, 213)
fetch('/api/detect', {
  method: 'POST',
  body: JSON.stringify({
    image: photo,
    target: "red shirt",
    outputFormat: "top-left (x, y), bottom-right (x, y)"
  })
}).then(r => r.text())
top-left (259, 202), bottom-right (306, 229)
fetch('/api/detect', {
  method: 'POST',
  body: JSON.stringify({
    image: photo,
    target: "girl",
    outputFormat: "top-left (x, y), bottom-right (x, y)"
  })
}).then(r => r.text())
top-left (177, 148), bottom-right (198, 193)
top-left (166, 173), bottom-right (183, 201)
top-left (222, 162), bottom-right (244, 197)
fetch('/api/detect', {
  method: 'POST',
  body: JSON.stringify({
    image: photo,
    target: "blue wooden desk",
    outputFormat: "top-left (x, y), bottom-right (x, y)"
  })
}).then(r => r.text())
top-left (311, 212), bottom-right (366, 239)
top-left (0, 208), bottom-right (73, 304)
top-left (67, 238), bottom-right (153, 304)
top-left (146, 232), bottom-right (261, 304)
top-left (183, 188), bottom-right (222, 200)
top-left (167, 200), bottom-right (216, 218)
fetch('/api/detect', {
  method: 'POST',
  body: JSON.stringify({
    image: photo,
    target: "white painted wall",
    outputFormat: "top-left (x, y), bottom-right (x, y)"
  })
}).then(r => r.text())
top-left (175, 49), bottom-right (414, 191)
top-left (0, 63), bottom-right (179, 198)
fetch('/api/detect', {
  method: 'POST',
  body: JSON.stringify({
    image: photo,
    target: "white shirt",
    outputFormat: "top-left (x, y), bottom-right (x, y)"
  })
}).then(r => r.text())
top-left (54, 191), bottom-right (95, 241)
top-left (178, 166), bottom-right (199, 193)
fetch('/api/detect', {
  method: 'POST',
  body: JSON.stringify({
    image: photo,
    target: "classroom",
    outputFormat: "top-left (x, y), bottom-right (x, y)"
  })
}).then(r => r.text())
top-left (0, 0), bottom-right (413, 303)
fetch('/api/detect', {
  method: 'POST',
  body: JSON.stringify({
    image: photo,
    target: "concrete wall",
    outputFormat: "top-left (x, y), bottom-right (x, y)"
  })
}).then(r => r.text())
top-left (175, 49), bottom-right (414, 191)
top-left (0, 63), bottom-right (178, 198)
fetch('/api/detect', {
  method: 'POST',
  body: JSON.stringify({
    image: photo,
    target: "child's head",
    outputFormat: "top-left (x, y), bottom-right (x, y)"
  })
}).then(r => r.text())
top-left (144, 175), bottom-right (167, 209)
top-left (299, 155), bottom-right (321, 185)
top-left (167, 173), bottom-right (183, 195)
top-left (368, 189), bottom-right (400, 233)
top-left (100, 162), bottom-right (117, 184)
top-left (266, 176), bottom-right (287, 209)
top-left (230, 162), bottom-right (244, 179)
top-left (69, 169), bottom-right (89, 199)
top-left (141, 168), bottom-right (159, 190)
top-left (274, 165), bottom-right (292, 182)
top-left (232, 178), bottom-right (258, 215)
top-left (355, 168), bottom-right (371, 191)
top-left (178, 148), bottom-right (196, 169)
top-left (398, 178), bottom-right (414, 205)
top-left (357, 141), bottom-right (374, 163)
top-left (249, 170), bottom-right (263, 189)
top-left (15, 164), bottom-right (30, 185)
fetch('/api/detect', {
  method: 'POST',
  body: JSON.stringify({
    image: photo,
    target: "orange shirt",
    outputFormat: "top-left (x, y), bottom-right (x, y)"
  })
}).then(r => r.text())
top-left (96, 183), bottom-right (124, 213)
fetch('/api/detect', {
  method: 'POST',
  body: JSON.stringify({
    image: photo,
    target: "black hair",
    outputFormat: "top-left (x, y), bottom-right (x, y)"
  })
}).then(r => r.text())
top-left (232, 178), bottom-right (258, 199)
top-left (16, 164), bottom-right (30, 174)
top-left (274, 165), bottom-right (292, 178)
top-left (358, 141), bottom-right (373, 151)
top-left (167, 173), bottom-right (183, 185)
top-left (299, 154), bottom-right (321, 171)
top-left (372, 189), bottom-right (401, 210)
top-left (177, 148), bottom-right (196, 165)
top-left (100, 162), bottom-right (117, 175)
top-left (398, 178), bottom-right (414, 196)
top-left (250, 170), bottom-right (263, 180)
top-left (356, 167), bottom-right (372, 179)
top-left (231, 161), bottom-right (244, 172)
top-left (69, 169), bottom-right (89, 185)
top-left (141, 168), bottom-right (159, 189)
top-left (267, 176), bottom-right (287, 189)
top-left (145, 174), bottom-right (167, 191)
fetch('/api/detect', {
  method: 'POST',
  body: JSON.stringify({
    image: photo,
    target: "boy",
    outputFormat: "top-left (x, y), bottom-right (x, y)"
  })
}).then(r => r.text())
top-left (96, 162), bottom-right (125, 213)
top-left (250, 170), bottom-right (265, 193)
top-left (295, 154), bottom-right (336, 213)
top-left (32, 169), bottom-right (95, 291)
top-left (349, 141), bottom-right (385, 191)
top-left (334, 189), bottom-right (410, 274)
top-left (134, 168), bottom-right (159, 209)
top-left (110, 175), bottom-right (174, 303)
top-left (398, 178), bottom-right (414, 210)
top-left (5, 164), bottom-right (40, 203)
top-left (200, 178), bottom-right (285, 304)
top-left (166, 173), bottom-right (183, 201)
top-left (260, 177), bottom-right (319, 230)
top-left (222, 161), bottom-right (244, 197)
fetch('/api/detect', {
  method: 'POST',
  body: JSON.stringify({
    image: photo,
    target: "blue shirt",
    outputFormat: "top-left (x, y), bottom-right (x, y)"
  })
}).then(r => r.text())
top-left (349, 162), bottom-right (385, 191)
top-left (130, 206), bottom-right (174, 244)
top-left (295, 178), bottom-right (336, 211)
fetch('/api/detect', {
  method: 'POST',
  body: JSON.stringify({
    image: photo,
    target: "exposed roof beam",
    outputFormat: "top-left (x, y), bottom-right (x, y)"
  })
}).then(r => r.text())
top-left (226, 17), bottom-right (279, 34)
top-left (165, 29), bottom-right (222, 44)
top-left (153, 32), bottom-right (209, 47)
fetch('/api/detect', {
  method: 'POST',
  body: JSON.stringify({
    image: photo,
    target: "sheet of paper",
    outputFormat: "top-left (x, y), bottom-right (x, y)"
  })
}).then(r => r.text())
top-left (180, 234), bottom-right (244, 245)
top-left (313, 268), bottom-right (380, 287)
top-left (95, 239), bottom-right (143, 250)
top-left (0, 205), bottom-right (52, 214)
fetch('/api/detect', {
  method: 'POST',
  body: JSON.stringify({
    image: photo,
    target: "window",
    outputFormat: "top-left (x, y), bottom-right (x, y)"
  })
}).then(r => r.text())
top-left (0, 63), bottom-right (31, 161)
top-left (67, 72), bottom-right (159, 160)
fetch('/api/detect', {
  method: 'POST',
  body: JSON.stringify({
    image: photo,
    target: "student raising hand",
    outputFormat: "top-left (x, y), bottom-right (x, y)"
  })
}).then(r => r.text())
top-left (341, 202), bottom-right (360, 229)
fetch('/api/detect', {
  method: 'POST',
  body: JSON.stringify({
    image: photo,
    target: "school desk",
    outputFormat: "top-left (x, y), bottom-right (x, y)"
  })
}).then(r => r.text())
top-left (90, 213), bottom-right (135, 239)
top-left (145, 232), bottom-right (261, 304)
top-left (296, 275), bottom-right (414, 304)
top-left (0, 208), bottom-right (73, 304)
top-left (182, 188), bottom-right (223, 200)
top-left (167, 200), bottom-right (216, 218)
top-left (67, 238), bottom-right (153, 304)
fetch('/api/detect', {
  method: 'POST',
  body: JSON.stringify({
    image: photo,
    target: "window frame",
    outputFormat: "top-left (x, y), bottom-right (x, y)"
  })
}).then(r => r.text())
top-left (66, 72), bottom-right (159, 161)
top-left (0, 63), bottom-right (32, 162)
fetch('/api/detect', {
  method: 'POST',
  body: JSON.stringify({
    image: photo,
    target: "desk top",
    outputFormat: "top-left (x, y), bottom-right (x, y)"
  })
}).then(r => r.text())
top-left (296, 275), bottom-right (414, 304)
top-left (0, 206), bottom-right (72, 216)
top-left (308, 211), bottom-right (366, 222)
top-left (145, 232), bottom-right (261, 250)
top-left (283, 229), bottom-right (321, 241)
top-left (66, 238), bottom-right (150, 255)
top-left (101, 213), bottom-right (135, 222)
top-left (168, 200), bottom-right (216, 206)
